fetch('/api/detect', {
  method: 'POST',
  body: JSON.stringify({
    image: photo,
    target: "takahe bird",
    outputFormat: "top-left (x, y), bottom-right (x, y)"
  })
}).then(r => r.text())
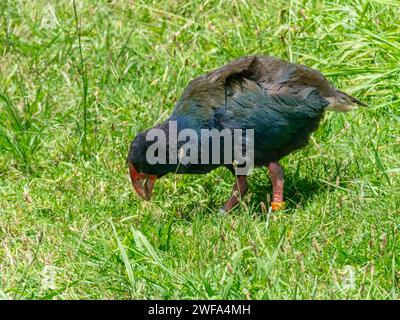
top-left (127, 56), bottom-right (366, 212)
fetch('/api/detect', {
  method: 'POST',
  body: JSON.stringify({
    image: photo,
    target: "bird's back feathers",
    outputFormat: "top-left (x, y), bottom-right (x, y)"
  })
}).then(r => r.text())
top-left (171, 56), bottom-right (333, 163)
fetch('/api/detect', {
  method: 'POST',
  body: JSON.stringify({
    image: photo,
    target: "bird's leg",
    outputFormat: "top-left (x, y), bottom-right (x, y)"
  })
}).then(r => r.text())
top-left (221, 176), bottom-right (248, 213)
top-left (268, 162), bottom-right (285, 211)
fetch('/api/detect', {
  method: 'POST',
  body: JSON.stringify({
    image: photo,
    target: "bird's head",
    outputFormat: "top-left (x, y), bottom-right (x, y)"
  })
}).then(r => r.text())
top-left (127, 128), bottom-right (175, 201)
top-left (127, 131), bottom-right (159, 201)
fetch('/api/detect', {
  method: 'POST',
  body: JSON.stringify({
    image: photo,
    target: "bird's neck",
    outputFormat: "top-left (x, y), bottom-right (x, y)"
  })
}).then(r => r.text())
top-left (144, 117), bottom-right (217, 175)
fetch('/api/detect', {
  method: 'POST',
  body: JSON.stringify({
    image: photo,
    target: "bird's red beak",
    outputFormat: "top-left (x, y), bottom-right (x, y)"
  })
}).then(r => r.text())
top-left (129, 163), bottom-right (157, 201)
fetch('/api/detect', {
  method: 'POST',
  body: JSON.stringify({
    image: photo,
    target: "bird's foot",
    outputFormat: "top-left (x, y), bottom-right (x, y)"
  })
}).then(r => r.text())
top-left (271, 201), bottom-right (286, 211)
top-left (220, 196), bottom-right (239, 214)
top-left (220, 176), bottom-right (248, 214)
top-left (219, 208), bottom-right (228, 215)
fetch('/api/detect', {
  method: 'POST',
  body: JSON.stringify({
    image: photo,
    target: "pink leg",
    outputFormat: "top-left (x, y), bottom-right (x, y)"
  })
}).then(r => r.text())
top-left (268, 162), bottom-right (285, 211)
top-left (221, 176), bottom-right (248, 213)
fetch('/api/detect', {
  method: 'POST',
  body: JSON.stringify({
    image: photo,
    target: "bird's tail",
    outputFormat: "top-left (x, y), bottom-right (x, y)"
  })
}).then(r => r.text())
top-left (336, 90), bottom-right (368, 107)
top-left (325, 90), bottom-right (368, 112)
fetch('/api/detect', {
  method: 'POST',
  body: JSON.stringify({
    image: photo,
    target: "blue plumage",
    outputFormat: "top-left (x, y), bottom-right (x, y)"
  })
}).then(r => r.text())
top-left (171, 58), bottom-right (329, 165)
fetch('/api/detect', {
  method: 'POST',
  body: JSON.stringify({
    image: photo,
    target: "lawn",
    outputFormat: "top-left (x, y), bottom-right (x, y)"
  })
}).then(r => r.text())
top-left (0, 0), bottom-right (399, 299)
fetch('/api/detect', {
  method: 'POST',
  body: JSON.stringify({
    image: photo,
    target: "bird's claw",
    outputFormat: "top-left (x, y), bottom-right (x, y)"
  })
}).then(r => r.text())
top-left (271, 201), bottom-right (286, 211)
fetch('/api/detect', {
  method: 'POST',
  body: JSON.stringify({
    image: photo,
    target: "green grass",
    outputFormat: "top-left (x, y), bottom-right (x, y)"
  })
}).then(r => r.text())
top-left (0, 0), bottom-right (399, 299)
